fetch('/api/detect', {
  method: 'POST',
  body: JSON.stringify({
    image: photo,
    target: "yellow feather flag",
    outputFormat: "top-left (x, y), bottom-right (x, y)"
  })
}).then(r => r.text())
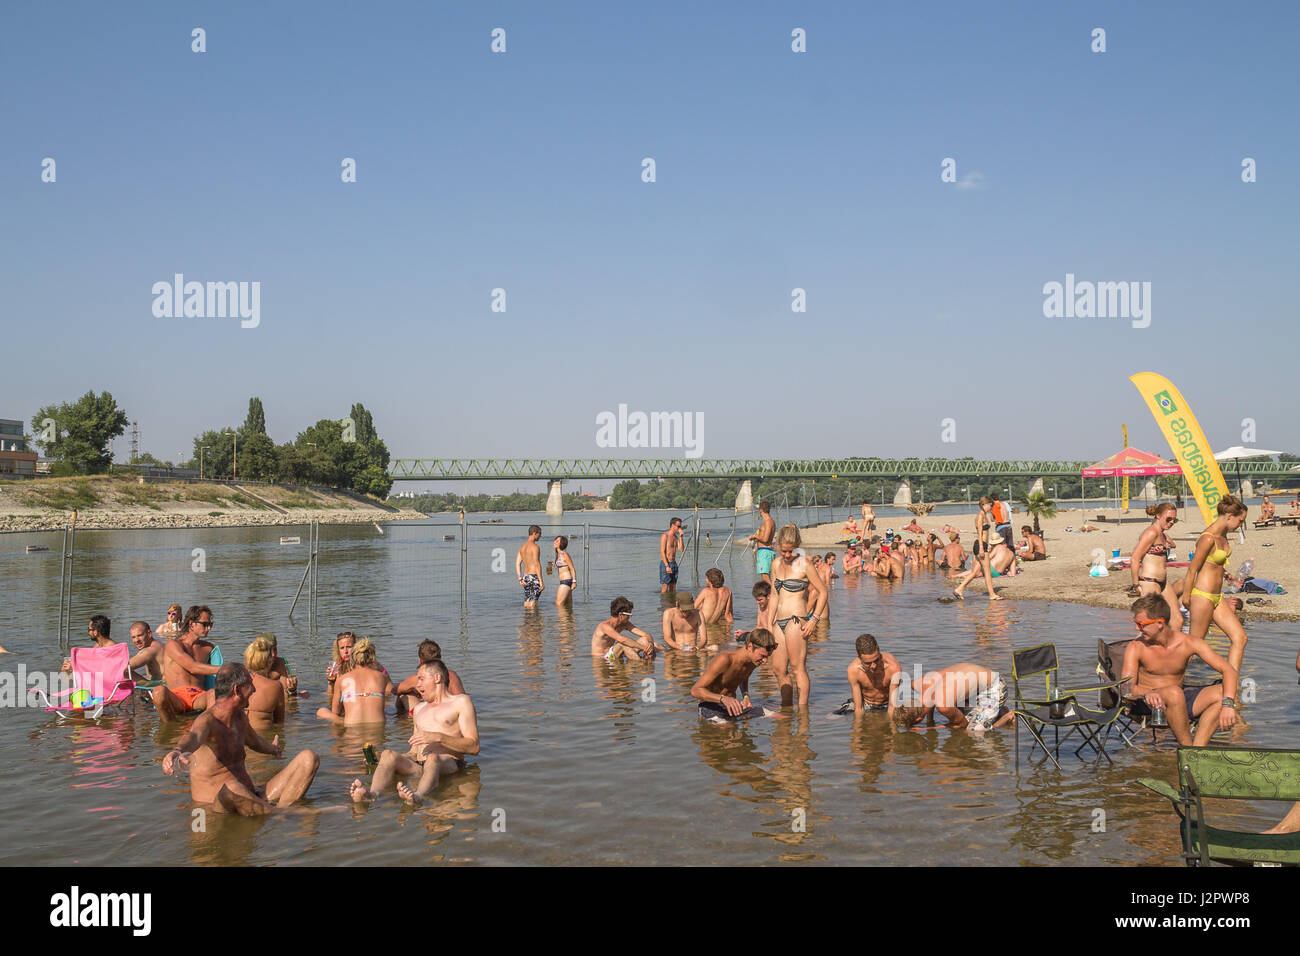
top-left (1129, 372), bottom-right (1229, 525)
top-left (1121, 424), bottom-right (1129, 509)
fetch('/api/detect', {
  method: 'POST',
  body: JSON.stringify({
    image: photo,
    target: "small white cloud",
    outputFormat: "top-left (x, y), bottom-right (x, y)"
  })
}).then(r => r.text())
top-left (954, 171), bottom-right (987, 190)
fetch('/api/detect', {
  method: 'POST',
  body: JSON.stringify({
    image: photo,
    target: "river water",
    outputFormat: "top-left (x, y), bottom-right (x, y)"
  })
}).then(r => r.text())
top-left (2, 506), bottom-right (1295, 865)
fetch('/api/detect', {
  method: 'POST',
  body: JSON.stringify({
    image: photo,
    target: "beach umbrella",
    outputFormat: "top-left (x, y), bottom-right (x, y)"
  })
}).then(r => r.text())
top-left (1213, 446), bottom-right (1282, 497)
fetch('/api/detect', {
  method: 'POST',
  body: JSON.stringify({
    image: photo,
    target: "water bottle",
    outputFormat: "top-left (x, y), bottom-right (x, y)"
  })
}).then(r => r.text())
top-left (1235, 558), bottom-right (1254, 580)
top-left (1049, 685), bottom-right (1066, 720)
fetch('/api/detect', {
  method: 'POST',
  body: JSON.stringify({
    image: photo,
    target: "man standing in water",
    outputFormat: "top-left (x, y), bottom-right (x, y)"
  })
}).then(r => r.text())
top-left (691, 628), bottom-right (777, 720)
top-left (162, 663), bottom-right (319, 815)
top-left (660, 517), bottom-right (685, 593)
top-left (516, 525), bottom-right (544, 608)
top-left (749, 501), bottom-right (776, 584)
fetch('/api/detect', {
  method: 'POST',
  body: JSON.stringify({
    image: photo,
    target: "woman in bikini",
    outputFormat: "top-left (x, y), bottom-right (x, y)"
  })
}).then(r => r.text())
top-left (242, 635), bottom-right (287, 727)
top-left (553, 535), bottom-right (577, 607)
top-left (953, 498), bottom-right (1001, 601)
top-left (1184, 496), bottom-right (1249, 673)
top-left (326, 631), bottom-right (356, 699)
top-left (768, 524), bottom-right (828, 708)
top-left (1130, 503), bottom-right (1179, 620)
top-left (317, 637), bottom-right (393, 725)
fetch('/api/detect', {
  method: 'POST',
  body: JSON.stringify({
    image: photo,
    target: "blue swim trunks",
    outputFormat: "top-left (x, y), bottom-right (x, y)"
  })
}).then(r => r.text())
top-left (756, 546), bottom-right (775, 575)
top-left (659, 560), bottom-right (678, 586)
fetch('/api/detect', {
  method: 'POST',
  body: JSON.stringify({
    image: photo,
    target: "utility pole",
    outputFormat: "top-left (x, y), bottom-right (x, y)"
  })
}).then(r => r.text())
top-left (130, 421), bottom-right (139, 463)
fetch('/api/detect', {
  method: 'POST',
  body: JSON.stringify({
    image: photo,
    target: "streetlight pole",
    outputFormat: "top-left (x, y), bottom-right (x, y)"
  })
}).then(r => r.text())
top-left (200, 446), bottom-right (210, 480)
top-left (964, 487), bottom-right (969, 508)
top-left (225, 429), bottom-right (238, 480)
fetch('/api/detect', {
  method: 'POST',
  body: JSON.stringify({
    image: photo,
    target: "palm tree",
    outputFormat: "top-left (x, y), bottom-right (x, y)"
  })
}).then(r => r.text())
top-left (1022, 491), bottom-right (1058, 535)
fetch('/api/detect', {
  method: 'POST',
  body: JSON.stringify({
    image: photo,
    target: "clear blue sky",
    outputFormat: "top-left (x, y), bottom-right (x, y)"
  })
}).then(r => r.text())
top-left (3, 1), bottom-right (1297, 488)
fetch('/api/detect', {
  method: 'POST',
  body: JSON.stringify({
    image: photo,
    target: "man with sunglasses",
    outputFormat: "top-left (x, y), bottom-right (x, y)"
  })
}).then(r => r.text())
top-left (1121, 594), bottom-right (1238, 746)
top-left (154, 605), bottom-right (221, 718)
top-left (837, 634), bottom-right (901, 715)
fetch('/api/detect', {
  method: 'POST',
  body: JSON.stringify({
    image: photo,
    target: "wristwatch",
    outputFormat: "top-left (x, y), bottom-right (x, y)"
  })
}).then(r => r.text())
top-left (1221, 697), bottom-right (1236, 709)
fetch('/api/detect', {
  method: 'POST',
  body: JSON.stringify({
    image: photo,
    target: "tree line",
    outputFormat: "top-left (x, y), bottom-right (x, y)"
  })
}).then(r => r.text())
top-left (29, 391), bottom-right (394, 498)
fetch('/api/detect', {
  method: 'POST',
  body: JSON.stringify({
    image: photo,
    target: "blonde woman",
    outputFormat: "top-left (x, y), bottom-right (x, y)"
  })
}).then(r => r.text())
top-left (768, 525), bottom-right (828, 708)
top-left (317, 637), bottom-right (392, 725)
top-left (1184, 497), bottom-right (1249, 673)
top-left (242, 634), bottom-right (287, 726)
top-left (156, 604), bottom-right (183, 640)
top-left (953, 498), bottom-right (1000, 601)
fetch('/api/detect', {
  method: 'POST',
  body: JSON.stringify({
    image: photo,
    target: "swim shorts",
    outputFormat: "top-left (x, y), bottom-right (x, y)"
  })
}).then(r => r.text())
top-left (659, 560), bottom-right (679, 586)
top-left (521, 573), bottom-right (542, 603)
top-left (1128, 684), bottom-right (1218, 720)
top-left (963, 677), bottom-right (1006, 732)
top-left (698, 700), bottom-right (760, 722)
top-left (833, 697), bottom-right (888, 715)
top-left (603, 643), bottom-right (646, 663)
top-left (172, 685), bottom-right (206, 712)
top-left (756, 546), bottom-right (775, 575)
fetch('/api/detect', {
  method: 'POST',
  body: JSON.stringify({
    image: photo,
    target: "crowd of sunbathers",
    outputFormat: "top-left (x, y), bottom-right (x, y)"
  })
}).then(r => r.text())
top-left (66, 606), bottom-right (478, 815)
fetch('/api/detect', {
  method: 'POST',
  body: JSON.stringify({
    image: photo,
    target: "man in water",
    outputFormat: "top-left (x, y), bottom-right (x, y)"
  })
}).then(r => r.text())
top-left (695, 568), bottom-right (734, 625)
top-left (516, 525), bottom-right (544, 608)
top-left (162, 662), bottom-right (319, 815)
top-left (127, 621), bottom-right (167, 682)
top-left (841, 634), bottom-right (901, 714)
top-left (663, 591), bottom-right (709, 651)
top-left (660, 517), bottom-right (685, 593)
top-left (352, 659), bottom-right (479, 804)
top-left (734, 580), bottom-right (776, 640)
top-left (154, 605), bottom-right (221, 719)
top-left (749, 501), bottom-right (776, 584)
top-left (889, 662), bottom-right (1015, 732)
top-left (395, 639), bottom-right (466, 715)
top-left (60, 614), bottom-right (118, 674)
top-left (592, 595), bottom-right (657, 662)
top-left (1122, 594), bottom-right (1238, 746)
top-left (692, 628), bottom-right (777, 720)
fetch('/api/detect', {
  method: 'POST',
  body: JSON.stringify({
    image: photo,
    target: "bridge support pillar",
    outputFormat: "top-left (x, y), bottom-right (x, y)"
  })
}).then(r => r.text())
top-left (545, 480), bottom-right (564, 516)
top-left (892, 479), bottom-right (912, 506)
top-left (1028, 477), bottom-right (1045, 497)
top-left (735, 480), bottom-right (753, 512)
top-left (1239, 478), bottom-right (1253, 500)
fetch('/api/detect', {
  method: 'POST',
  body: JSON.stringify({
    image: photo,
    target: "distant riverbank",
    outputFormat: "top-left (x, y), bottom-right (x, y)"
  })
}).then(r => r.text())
top-left (0, 476), bottom-right (425, 532)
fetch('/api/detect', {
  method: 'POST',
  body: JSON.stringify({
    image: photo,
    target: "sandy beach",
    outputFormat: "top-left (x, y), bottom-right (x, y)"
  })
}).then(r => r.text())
top-left (800, 505), bottom-right (1300, 623)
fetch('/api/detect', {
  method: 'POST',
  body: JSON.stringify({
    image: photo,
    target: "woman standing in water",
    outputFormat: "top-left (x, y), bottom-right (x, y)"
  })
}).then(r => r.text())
top-left (768, 525), bottom-right (828, 708)
top-left (1130, 502), bottom-right (1179, 620)
top-left (1184, 497), bottom-right (1249, 673)
top-left (554, 535), bottom-right (577, 607)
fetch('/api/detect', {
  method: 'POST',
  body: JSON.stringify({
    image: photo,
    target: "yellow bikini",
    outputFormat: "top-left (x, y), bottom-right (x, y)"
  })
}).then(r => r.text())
top-left (1190, 533), bottom-right (1231, 607)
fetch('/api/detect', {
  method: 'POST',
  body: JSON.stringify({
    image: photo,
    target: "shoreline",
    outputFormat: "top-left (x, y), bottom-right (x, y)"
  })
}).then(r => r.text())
top-left (798, 507), bottom-right (1300, 623)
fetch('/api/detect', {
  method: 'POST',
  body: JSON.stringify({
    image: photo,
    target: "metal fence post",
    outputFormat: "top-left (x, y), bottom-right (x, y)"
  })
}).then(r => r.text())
top-left (692, 507), bottom-right (700, 587)
top-left (63, 513), bottom-right (78, 649)
top-left (459, 510), bottom-right (467, 603)
top-left (583, 521), bottom-right (589, 597)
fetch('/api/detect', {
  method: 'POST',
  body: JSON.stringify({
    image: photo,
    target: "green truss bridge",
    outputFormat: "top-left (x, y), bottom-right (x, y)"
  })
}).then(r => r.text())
top-left (387, 458), bottom-right (1295, 482)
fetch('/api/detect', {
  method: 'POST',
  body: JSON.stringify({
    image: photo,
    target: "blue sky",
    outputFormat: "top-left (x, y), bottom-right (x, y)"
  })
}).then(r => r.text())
top-left (3, 1), bottom-right (1297, 490)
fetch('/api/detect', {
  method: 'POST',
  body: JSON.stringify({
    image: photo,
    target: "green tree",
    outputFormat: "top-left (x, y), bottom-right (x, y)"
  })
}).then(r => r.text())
top-left (242, 397), bottom-right (267, 436)
top-left (610, 479), bottom-right (642, 509)
top-left (236, 432), bottom-right (278, 481)
top-left (192, 429), bottom-right (234, 479)
top-left (32, 391), bottom-right (130, 474)
top-left (1022, 491), bottom-right (1058, 535)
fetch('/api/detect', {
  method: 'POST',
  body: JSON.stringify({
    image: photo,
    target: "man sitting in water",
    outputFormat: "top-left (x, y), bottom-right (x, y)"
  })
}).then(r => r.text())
top-left (127, 621), bottom-right (167, 682)
top-left (1121, 594), bottom-right (1238, 746)
top-left (154, 605), bottom-right (221, 719)
top-left (62, 614), bottom-right (117, 673)
top-left (691, 628), bottom-right (777, 721)
top-left (889, 662), bottom-right (1015, 732)
top-left (734, 580), bottom-right (776, 641)
top-left (395, 639), bottom-right (466, 715)
top-left (842, 546), bottom-right (862, 575)
top-left (942, 532), bottom-right (967, 572)
top-left (352, 660), bottom-right (478, 805)
top-left (592, 595), bottom-right (656, 662)
top-left (162, 663), bottom-right (319, 815)
top-left (838, 634), bottom-right (901, 715)
top-left (694, 568), bottom-right (734, 625)
top-left (664, 591), bottom-right (709, 651)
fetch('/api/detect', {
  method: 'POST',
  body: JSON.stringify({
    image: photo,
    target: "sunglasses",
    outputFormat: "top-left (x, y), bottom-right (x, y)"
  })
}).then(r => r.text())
top-left (199, 619), bottom-right (214, 627)
top-left (1134, 617), bottom-right (1163, 628)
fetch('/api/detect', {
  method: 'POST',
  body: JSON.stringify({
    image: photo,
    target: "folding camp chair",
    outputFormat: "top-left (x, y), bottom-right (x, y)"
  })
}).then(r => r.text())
top-left (38, 644), bottom-right (136, 719)
top-left (1139, 747), bottom-right (1300, 866)
top-left (1096, 637), bottom-right (1221, 749)
top-left (1011, 643), bottom-right (1127, 771)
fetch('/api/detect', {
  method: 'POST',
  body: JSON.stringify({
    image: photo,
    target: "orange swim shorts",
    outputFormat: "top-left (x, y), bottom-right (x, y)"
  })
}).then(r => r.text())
top-left (172, 685), bottom-right (206, 712)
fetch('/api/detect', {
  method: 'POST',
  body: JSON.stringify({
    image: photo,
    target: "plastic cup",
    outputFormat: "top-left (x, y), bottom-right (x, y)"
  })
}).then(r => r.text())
top-left (1112, 549), bottom-right (1121, 559)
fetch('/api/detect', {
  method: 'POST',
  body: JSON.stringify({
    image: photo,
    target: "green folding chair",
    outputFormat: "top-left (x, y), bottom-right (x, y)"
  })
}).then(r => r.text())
top-left (1139, 747), bottom-right (1300, 866)
top-left (1011, 643), bottom-right (1127, 771)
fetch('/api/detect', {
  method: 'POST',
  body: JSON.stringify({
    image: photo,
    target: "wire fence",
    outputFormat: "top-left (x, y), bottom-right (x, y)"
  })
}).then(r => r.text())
top-left (4, 503), bottom-right (857, 653)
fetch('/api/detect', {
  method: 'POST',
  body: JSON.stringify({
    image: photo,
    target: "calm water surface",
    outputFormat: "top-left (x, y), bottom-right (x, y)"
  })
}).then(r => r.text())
top-left (2, 508), bottom-right (1296, 865)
